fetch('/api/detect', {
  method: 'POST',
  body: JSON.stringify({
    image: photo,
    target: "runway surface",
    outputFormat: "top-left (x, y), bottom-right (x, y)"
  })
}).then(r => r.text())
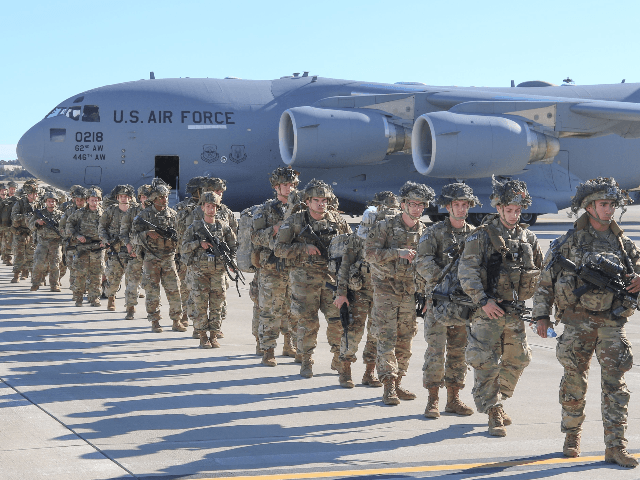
top-left (2, 207), bottom-right (640, 480)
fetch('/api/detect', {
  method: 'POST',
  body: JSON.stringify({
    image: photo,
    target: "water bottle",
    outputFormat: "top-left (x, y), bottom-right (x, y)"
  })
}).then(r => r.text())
top-left (547, 327), bottom-right (557, 338)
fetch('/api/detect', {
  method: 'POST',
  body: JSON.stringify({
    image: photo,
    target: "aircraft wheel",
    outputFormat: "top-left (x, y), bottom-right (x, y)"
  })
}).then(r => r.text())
top-left (520, 213), bottom-right (538, 225)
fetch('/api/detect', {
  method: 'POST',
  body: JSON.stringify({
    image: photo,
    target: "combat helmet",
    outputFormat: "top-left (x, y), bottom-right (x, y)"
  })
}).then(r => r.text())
top-left (489, 176), bottom-right (531, 209)
top-left (22, 182), bottom-right (38, 195)
top-left (147, 178), bottom-right (171, 202)
top-left (0, 183), bottom-right (7, 191)
top-left (110, 184), bottom-right (135, 199)
top-left (303, 178), bottom-right (333, 200)
top-left (399, 181), bottom-right (435, 205)
top-left (8, 181), bottom-right (18, 189)
top-left (42, 191), bottom-right (59, 203)
top-left (199, 191), bottom-right (222, 206)
top-left (269, 166), bottom-right (300, 188)
top-left (205, 177), bottom-right (227, 192)
top-left (185, 176), bottom-right (206, 198)
top-left (436, 183), bottom-right (481, 208)
top-left (570, 176), bottom-right (631, 222)
top-left (137, 184), bottom-right (151, 199)
top-left (69, 185), bottom-right (87, 198)
top-left (368, 191), bottom-right (400, 209)
top-left (86, 187), bottom-right (102, 199)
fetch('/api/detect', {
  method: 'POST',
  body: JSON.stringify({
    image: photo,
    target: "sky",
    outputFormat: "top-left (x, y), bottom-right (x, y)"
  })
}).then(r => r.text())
top-left (2, 0), bottom-right (639, 159)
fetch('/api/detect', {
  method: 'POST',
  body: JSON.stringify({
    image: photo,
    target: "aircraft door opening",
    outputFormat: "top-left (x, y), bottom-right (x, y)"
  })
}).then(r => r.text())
top-left (155, 155), bottom-right (180, 190)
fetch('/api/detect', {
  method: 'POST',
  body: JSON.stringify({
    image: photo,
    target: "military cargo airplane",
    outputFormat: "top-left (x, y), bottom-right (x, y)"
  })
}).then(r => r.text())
top-left (16, 73), bottom-right (640, 224)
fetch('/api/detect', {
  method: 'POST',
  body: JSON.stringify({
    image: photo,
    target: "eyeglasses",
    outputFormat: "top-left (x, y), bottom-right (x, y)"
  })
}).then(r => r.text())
top-left (407, 202), bottom-right (425, 209)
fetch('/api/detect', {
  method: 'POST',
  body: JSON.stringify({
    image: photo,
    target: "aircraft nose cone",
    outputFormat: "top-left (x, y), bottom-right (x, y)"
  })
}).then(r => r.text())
top-left (17, 123), bottom-right (44, 176)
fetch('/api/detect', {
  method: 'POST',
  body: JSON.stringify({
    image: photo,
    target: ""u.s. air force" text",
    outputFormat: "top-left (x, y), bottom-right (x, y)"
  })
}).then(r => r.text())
top-left (113, 110), bottom-right (235, 124)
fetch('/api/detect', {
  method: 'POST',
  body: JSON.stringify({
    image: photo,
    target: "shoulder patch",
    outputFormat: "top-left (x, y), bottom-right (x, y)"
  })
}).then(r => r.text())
top-left (466, 232), bottom-right (479, 242)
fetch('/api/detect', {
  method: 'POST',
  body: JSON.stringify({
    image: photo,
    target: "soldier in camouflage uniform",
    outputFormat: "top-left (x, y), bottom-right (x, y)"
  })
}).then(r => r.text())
top-left (458, 177), bottom-right (542, 436)
top-left (100, 185), bottom-right (134, 311)
top-left (59, 186), bottom-right (87, 292)
top-left (67, 187), bottom-right (105, 306)
top-left (274, 179), bottom-right (351, 378)
top-left (364, 182), bottom-right (434, 405)
top-left (29, 191), bottom-right (63, 291)
top-left (252, 166), bottom-right (299, 366)
top-left (10, 180), bottom-right (39, 282)
top-left (182, 192), bottom-right (237, 348)
top-left (415, 183), bottom-right (478, 418)
top-left (0, 183), bottom-right (9, 265)
top-left (133, 179), bottom-right (183, 333)
top-left (2, 181), bottom-right (18, 265)
top-left (533, 177), bottom-right (640, 467)
top-left (119, 185), bottom-right (150, 319)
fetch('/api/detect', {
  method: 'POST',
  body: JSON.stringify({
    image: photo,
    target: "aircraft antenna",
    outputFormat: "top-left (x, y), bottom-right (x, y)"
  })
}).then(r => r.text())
top-left (150, 72), bottom-right (155, 80)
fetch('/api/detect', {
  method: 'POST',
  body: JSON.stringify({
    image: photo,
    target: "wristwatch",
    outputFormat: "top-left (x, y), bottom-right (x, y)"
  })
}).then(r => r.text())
top-left (478, 296), bottom-right (489, 307)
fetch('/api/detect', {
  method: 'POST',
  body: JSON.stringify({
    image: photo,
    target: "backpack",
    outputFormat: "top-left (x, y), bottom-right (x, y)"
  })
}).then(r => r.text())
top-left (1, 198), bottom-right (16, 228)
top-left (328, 233), bottom-right (352, 277)
top-left (357, 205), bottom-right (400, 239)
top-left (236, 203), bottom-right (263, 273)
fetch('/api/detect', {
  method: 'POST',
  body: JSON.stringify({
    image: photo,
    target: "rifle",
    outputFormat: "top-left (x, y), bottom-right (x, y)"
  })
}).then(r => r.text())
top-left (33, 209), bottom-right (63, 238)
top-left (197, 222), bottom-right (246, 296)
top-left (106, 241), bottom-right (125, 269)
top-left (415, 292), bottom-right (427, 318)
top-left (325, 282), bottom-right (355, 349)
top-left (298, 224), bottom-right (335, 259)
top-left (135, 218), bottom-right (179, 242)
top-left (431, 292), bottom-right (532, 321)
top-left (67, 236), bottom-right (105, 253)
top-left (551, 254), bottom-right (638, 316)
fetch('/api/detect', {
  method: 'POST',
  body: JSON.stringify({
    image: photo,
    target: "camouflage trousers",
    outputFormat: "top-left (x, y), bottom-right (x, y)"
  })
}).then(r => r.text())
top-left (289, 266), bottom-right (342, 357)
top-left (32, 239), bottom-right (62, 286)
top-left (465, 312), bottom-right (532, 414)
top-left (1, 228), bottom-right (12, 260)
top-left (372, 283), bottom-right (418, 381)
top-left (249, 272), bottom-right (260, 339)
top-left (178, 258), bottom-right (189, 311)
top-left (73, 249), bottom-right (104, 301)
top-left (104, 251), bottom-right (128, 297)
top-left (339, 286), bottom-right (377, 364)
top-left (557, 322), bottom-right (633, 448)
top-left (423, 305), bottom-right (468, 389)
top-left (65, 246), bottom-right (77, 291)
top-left (124, 251), bottom-right (144, 308)
top-left (187, 259), bottom-right (226, 333)
top-left (258, 265), bottom-right (292, 350)
top-left (12, 233), bottom-right (34, 274)
top-left (143, 255), bottom-right (182, 322)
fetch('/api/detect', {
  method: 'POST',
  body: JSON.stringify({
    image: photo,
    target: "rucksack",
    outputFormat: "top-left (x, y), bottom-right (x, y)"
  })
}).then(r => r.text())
top-left (1, 199), bottom-right (16, 228)
top-left (328, 233), bottom-right (352, 277)
top-left (236, 203), bottom-right (263, 273)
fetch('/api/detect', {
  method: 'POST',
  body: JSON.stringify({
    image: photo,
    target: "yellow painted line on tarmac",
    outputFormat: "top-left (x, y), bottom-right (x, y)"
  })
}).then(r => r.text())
top-left (196, 453), bottom-right (640, 480)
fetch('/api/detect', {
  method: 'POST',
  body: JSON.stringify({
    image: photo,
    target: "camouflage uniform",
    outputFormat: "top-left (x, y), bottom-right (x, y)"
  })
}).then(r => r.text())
top-left (175, 199), bottom-right (201, 319)
top-left (458, 177), bottom-right (542, 435)
top-left (60, 195), bottom-right (86, 292)
top-left (274, 179), bottom-right (350, 377)
top-left (10, 187), bottom-right (37, 280)
top-left (1, 182), bottom-right (18, 265)
top-left (28, 199), bottom-right (63, 290)
top-left (532, 177), bottom-right (640, 465)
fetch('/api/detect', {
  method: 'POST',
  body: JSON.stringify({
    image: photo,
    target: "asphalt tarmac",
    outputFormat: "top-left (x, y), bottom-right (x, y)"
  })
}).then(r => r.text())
top-left (2, 207), bottom-right (640, 480)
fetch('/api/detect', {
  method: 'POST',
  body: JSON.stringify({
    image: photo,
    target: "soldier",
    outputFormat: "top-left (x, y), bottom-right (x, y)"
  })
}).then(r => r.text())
top-left (251, 166), bottom-right (299, 366)
top-left (415, 183), bottom-right (479, 418)
top-left (274, 179), bottom-right (351, 378)
top-left (458, 177), bottom-right (542, 436)
top-left (533, 177), bottom-right (640, 467)
top-left (0, 183), bottom-right (9, 265)
top-left (99, 185), bottom-right (134, 311)
top-left (2, 181), bottom-right (18, 266)
top-left (182, 192), bottom-right (237, 348)
top-left (364, 182), bottom-right (434, 405)
top-left (67, 187), bottom-right (105, 306)
top-left (10, 180), bottom-right (39, 283)
top-left (60, 186), bottom-right (87, 292)
top-left (28, 191), bottom-right (64, 291)
top-left (119, 184), bottom-right (151, 320)
top-left (132, 179), bottom-right (183, 333)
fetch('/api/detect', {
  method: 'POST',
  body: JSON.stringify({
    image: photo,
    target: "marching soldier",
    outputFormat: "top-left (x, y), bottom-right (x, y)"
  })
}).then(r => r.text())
top-left (458, 177), bottom-right (542, 436)
top-left (0, 182), bottom-right (10, 265)
top-left (415, 183), bottom-right (478, 418)
top-left (10, 180), bottom-right (38, 282)
top-left (364, 182), bottom-right (434, 405)
top-left (59, 186), bottom-right (87, 292)
top-left (181, 192), bottom-right (237, 348)
top-left (533, 177), bottom-right (640, 467)
top-left (2, 181), bottom-right (18, 266)
top-left (274, 179), bottom-right (351, 378)
top-left (132, 179), bottom-right (183, 333)
top-left (67, 187), bottom-right (105, 306)
top-left (29, 191), bottom-right (63, 291)
top-left (99, 185), bottom-right (134, 311)
top-left (251, 166), bottom-right (299, 366)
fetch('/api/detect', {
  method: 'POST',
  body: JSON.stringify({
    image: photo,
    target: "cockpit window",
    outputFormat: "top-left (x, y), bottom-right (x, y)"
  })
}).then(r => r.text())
top-left (45, 107), bottom-right (65, 119)
top-left (68, 106), bottom-right (80, 121)
top-left (45, 106), bottom-right (81, 121)
top-left (82, 105), bottom-right (100, 122)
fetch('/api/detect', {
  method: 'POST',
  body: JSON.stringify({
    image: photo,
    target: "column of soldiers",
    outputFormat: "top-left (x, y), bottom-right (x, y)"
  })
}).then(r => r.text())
top-left (4, 173), bottom-right (640, 469)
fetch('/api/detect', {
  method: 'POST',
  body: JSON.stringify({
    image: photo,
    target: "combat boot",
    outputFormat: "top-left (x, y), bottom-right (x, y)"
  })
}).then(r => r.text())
top-left (172, 319), bottom-right (187, 332)
top-left (445, 387), bottom-right (474, 416)
top-left (362, 363), bottom-right (382, 387)
top-left (180, 313), bottom-right (189, 328)
top-left (21, 269), bottom-right (29, 280)
top-left (11, 272), bottom-right (19, 283)
top-left (331, 352), bottom-right (340, 372)
top-left (192, 328), bottom-right (199, 339)
top-left (498, 406), bottom-right (512, 426)
top-left (6, 257), bottom-right (12, 266)
top-left (487, 406), bottom-right (507, 437)
top-left (151, 320), bottom-right (163, 333)
top-left (339, 361), bottom-right (355, 388)
top-left (30, 284), bottom-right (39, 291)
top-left (300, 355), bottom-right (313, 378)
top-left (262, 347), bottom-right (277, 367)
top-left (139, 292), bottom-right (145, 298)
top-left (382, 377), bottom-right (400, 405)
top-left (563, 432), bottom-right (581, 458)
top-left (90, 299), bottom-right (101, 307)
top-left (217, 331), bottom-right (225, 339)
top-left (50, 285), bottom-right (61, 292)
top-left (282, 333), bottom-right (296, 357)
top-left (125, 307), bottom-right (135, 320)
top-left (605, 446), bottom-right (639, 468)
top-left (198, 332), bottom-right (212, 349)
top-left (294, 352), bottom-right (303, 363)
top-left (107, 296), bottom-right (116, 311)
top-left (424, 387), bottom-right (440, 418)
top-left (209, 332), bottom-right (220, 348)
top-left (395, 376), bottom-right (416, 400)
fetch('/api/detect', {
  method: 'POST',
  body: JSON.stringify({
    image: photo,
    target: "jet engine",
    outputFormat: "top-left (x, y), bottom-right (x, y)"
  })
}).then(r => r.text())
top-left (279, 106), bottom-right (410, 168)
top-left (411, 111), bottom-right (560, 178)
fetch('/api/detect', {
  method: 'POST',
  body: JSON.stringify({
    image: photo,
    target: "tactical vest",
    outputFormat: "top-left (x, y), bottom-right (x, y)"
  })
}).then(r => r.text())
top-left (238, 203), bottom-right (263, 272)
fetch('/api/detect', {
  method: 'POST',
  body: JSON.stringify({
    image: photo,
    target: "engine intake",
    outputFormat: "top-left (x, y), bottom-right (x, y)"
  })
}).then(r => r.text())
top-left (412, 111), bottom-right (559, 178)
top-left (279, 106), bottom-right (410, 168)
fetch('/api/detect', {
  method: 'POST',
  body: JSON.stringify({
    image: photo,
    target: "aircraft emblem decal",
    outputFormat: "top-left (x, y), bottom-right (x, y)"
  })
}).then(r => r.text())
top-left (229, 145), bottom-right (247, 164)
top-left (201, 144), bottom-right (220, 163)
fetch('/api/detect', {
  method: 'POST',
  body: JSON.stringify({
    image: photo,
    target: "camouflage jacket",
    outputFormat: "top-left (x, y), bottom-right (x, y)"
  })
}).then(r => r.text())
top-left (251, 198), bottom-right (290, 268)
top-left (60, 204), bottom-right (82, 243)
top-left (217, 203), bottom-right (238, 234)
top-left (364, 212), bottom-right (425, 294)
top-left (336, 234), bottom-right (371, 297)
top-left (274, 209), bottom-right (350, 269)
top-left (415, 217), bottom-right (475, 291)
top-left (11, 197), bottom-right (36, 235)
top-left (28, 207), bottom-right (63, 242)
top-left (175, 199), bottom-right (201, 242)
top-left (99, 204), bottom-right (130, 247)
top-left (119, 202), bottom-right (144, 247)
top-left (181, 217), bottom-right (237, 267)
top-left (458, 215), bottom-right (543, 305)
top-left (133, 205), bottom-right (178, 257)
top-left (67, 206), bottom-right (104, 241)
top-left (532, 213), bottom-right (640, 324)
